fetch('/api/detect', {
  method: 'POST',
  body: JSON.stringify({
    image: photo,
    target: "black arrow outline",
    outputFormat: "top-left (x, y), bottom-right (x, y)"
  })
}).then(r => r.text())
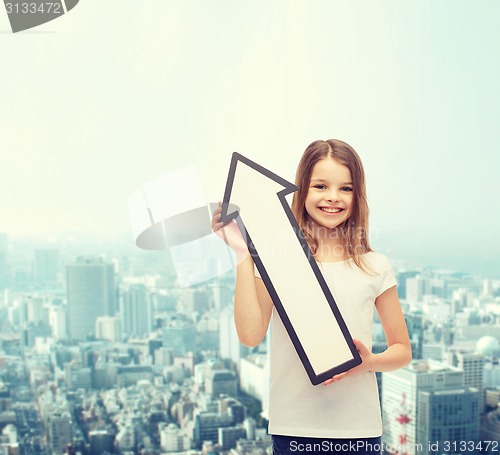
top-left (220, 152), bottom-right (362, 386)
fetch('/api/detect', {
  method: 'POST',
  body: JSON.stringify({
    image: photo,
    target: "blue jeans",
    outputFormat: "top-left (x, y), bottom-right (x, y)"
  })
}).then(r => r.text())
top-left (272, 435), bottom-right (382, 455)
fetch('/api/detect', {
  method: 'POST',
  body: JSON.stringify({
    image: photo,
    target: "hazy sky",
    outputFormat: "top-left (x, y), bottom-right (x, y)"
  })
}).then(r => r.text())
top-left (1, 1), bottom-right (499, 266)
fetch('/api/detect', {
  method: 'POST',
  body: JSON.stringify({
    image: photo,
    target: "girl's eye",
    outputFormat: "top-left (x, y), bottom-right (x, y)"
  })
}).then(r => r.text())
top-left (313, 185), bottom-right (326, 190)
top-left (341, 187), bottom-right (353, 192)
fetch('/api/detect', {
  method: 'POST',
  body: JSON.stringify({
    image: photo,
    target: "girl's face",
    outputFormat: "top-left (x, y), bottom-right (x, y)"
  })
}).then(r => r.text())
top-left (305, 157), bottom-right (353, 232)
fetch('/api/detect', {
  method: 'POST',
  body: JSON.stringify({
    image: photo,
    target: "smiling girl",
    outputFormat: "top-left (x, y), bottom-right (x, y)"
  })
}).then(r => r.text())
top-left (212, 139), bottom-right (412, 454)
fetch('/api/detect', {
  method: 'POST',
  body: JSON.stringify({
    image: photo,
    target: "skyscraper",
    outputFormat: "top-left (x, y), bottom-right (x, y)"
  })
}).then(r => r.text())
top-left (162, 314), bottom-right (196, 355)
top-left (34, 249), bottom-right (59, 288)
top-left (66, 257), bottom-right (115, 340)
top-left (397, 271), bottom-right (419, 300)
top-left (120, 284), bottom-right (152, 338)
top-left (417, 388), bottom-right (479, 453)
top-left (48, 411), bottom-right (73, 454)
top-left (445, 348), bottom-right (485, 411)
top-left (219, 306), bottom-right (249, 368)
top-left (406, 276), bottom-right (425, 301)
top-left (382, 360), bottom-right (480, 455)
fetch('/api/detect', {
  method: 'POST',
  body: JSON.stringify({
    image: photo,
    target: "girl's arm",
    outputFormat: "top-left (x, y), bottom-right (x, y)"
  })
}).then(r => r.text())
top-left (234, 254), bottom-right (274, 347)
top-left (212, 202), bottom-right (273, 347)
top-left (323, 285), bottom-right (411, 385)
top-left (370, 285), bottom-right (412, 371)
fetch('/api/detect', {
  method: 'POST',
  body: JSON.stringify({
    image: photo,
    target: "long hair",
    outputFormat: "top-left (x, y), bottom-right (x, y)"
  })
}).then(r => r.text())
top-left (291, 139), bottom-right (375, 274)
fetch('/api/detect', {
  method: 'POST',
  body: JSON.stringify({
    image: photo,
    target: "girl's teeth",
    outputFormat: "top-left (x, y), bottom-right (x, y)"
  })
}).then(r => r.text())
top-left (321, 208), bottom-right (341, 213)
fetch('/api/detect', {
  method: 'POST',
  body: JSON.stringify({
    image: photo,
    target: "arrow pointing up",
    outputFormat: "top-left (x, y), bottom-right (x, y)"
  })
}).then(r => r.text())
top-left (220, 152), bottom-right (361, 385)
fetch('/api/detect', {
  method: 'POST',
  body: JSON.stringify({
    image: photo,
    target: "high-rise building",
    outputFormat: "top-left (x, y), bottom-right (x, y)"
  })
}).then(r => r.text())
top-left (397, 271), bottom-right (419, 300)
top-left (417, 388), bottom-right (479, 453)
top-left (95, 316), bottom-right (121, 342)
top-left (218, 396), bottom-right (245, 423)
top-left (218, 426), bottom-right (246, 451)
top-left (209, 282), bottom-right (234, 311)
top-left (219, 306), bottom-right (249, 368)
top-left (66, 257), bottom-right (115, 340)
top-left (34, 249), bottom-right (59, 288)
top-left (240, 354), bottom-right (267, 401)
top-left (193, 412), bottom-right (233, 449)
top-left (114, 425), bottom-right (135, 452)
top-left (88, 430), bottom-right (114, 455)
top-left (162, 314), bottom-right (196, 355)
top-left (48, 411), bottom-right (72, 455)
top-left (382, 360), bottom-right (480, 455)
top-left (120, 284), bottom-right (152, 338)
top-left (25, 295), bottom-right (47, 323)
top-left (64, 363), bottom-right (92, 390)
top-left (205, 368), bottom-right (238, 399)
top-left (243, 417), bottom-right (256, 440)
top-left (159, 423), bottom-right (188, 452)
top-left (406, 276), bottom-right (425, 301)
top-left (48, 303), bottom-right (67, 340)
top-left (405, 313), bottom-right (424, 360)
top-left (445, 348), bottom-right (485, 410)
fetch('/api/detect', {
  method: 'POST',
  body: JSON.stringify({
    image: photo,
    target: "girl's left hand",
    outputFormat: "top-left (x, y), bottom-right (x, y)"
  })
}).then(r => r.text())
top-left (322, 339), bottom-right (375, 386)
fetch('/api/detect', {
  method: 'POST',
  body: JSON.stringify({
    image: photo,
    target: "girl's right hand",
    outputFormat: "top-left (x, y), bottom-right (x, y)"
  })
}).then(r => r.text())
top-left (211, 201), bottom-right (249, 260)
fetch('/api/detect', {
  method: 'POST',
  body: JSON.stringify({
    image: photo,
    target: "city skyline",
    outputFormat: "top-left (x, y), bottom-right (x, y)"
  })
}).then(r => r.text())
top-left (0, 236), bottom-right (499, 453)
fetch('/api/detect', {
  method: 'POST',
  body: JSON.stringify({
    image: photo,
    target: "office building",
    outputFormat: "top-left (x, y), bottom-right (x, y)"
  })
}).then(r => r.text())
top-left (239, 354), bottom-right (267, 404)
top-left (66, 257), bottom-right (115, 340)
top-left (88, 430), bottom-right (114, 455)
top-left (397, 271), bottom-right (419, 300)
top-left (193, 412), bottom-right (233, 449)
top-left (218, 426), bottom-right (246, 450)
top-left (95, 316), bottom-right (121, 342)
top-left (48, 412), bottom-right (72, 455)
top-left (445, 348), bottom-right (485, 410)
top-left (48, 304), bottom-right (67, 340)
top-left (406, 276), bottom-right (425, 301)
top-left (417, 388), bottom-right (479, 453)
top-left (219, 306), bottom-right (249, 367)
top-left (34, 249), bottom-right (59, 288)
top-left (382, 360), bottom-right (479, 455)
top-left (162, 314), bottom-right (196, 355)
top-left (205, 367), bottom-right (237, 399)
top-left (65, 363), bottom-right (92, 391)
top-left (159, 423), bottom-right (188, 452)
top-left (120, 284), bottom-right (152, 338)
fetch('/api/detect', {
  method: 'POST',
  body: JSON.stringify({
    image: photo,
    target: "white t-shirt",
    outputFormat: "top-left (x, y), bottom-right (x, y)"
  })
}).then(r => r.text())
top-left (260, 251), bottom-right (397, 438)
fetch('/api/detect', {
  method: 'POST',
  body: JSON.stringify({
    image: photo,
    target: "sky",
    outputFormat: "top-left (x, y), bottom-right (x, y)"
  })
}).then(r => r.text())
top-left (1, 1), bottom-right (499, 274)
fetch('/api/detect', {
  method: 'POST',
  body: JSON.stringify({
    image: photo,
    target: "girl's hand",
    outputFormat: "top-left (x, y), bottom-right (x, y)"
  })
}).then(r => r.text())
top-left (322, 339), bottom-right (375, 386)
top-left (211, 201), bottom-right (249, 260)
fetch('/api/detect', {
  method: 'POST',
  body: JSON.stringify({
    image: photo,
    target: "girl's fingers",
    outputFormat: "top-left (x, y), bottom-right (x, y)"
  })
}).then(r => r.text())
top-left (212, 221), bottom-right (224, 232)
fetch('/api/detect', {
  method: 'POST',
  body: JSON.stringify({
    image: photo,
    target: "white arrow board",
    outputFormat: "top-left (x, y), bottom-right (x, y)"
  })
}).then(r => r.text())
top-left (220, 153), bottom-right (362, 385)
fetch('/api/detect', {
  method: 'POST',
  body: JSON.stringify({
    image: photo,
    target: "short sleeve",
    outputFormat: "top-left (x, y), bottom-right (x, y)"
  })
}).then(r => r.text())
top-left (377, 254), bottom-right (397, 297)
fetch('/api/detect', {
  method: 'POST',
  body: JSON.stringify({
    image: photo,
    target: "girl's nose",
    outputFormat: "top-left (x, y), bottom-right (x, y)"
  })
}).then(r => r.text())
top-left (326, 191), bottom-right (340, 202)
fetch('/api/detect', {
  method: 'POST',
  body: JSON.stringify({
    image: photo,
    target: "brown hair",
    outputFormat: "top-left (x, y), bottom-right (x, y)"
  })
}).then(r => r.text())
top-left (291, 139), bottom-right (375, 275)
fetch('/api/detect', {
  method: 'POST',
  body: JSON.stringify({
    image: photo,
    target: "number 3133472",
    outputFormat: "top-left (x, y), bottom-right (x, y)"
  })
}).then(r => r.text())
top-left (5, 3), bottom-right (62, 14)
